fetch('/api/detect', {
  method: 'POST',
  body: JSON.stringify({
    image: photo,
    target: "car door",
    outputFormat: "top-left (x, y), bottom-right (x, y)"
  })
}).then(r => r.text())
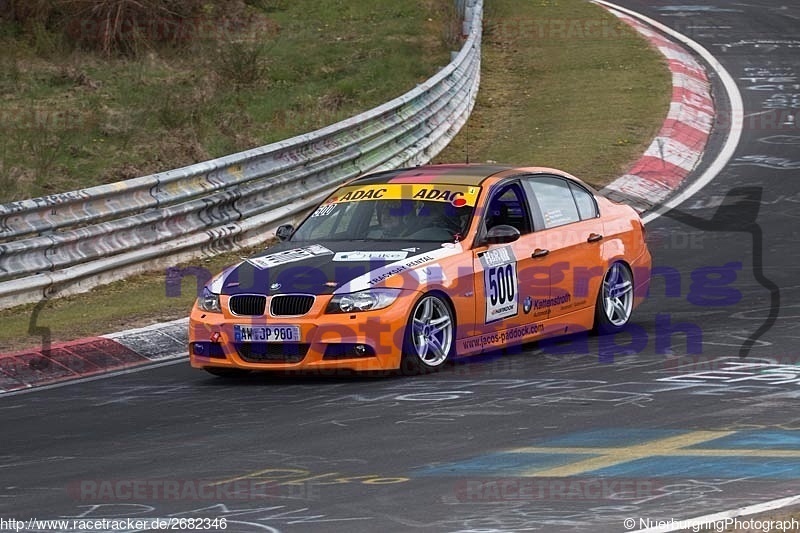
top-left (521, 175), bottom-right (605, 330)
top-left (470, 181), bottom-right (557, 350)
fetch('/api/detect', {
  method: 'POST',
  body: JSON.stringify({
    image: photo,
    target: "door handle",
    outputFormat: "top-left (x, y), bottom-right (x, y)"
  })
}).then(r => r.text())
top-left (587, 233), bottom-right (603, 243)
top-left (531, 248), bottom-right (550, 258)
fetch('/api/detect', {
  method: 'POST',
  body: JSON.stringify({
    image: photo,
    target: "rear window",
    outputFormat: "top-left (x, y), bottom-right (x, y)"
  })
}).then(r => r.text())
top-left (570, 182), bottom-right (599, 220)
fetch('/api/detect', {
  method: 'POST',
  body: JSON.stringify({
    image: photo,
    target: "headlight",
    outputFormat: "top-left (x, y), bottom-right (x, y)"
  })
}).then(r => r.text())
top-left (326, 288), bottom-right (401, 314)
top-left (198, 286), bottom-right (222, 313)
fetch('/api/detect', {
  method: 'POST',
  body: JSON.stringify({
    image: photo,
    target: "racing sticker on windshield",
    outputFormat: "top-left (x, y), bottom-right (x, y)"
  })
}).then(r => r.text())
top-left (333, 251), bottom-right (409, 262)
top-left (247, 245), bottom-right (333, 269)
top-left (481, 246), bottom-right (519, 323)
top-left (325, 184), bottom-right (480, 207)
top-left (310, 204), bottom-right (337, 217)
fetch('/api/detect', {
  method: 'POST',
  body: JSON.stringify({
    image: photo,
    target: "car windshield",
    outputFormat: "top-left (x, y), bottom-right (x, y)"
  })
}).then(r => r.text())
top-left (291, 183), bottom-right (481, 242)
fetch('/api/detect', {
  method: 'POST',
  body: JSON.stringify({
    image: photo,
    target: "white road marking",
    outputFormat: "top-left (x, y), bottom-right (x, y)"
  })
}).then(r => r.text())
top-left (592, 2), bottom-right (796, 527)
top-left (630, 494), bottom-right (800, 532)
top-left (593, 0), bottom-right (745, 226)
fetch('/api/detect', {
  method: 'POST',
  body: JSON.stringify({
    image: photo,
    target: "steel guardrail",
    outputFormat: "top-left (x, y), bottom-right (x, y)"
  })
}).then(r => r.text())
top-left (0, 0), bottom-right (482, 309)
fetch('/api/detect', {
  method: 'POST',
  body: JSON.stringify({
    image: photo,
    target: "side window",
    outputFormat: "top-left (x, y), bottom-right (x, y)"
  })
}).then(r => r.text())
top-left (484, 183), bottom-right (532, 235)
top-left (569, 182), bottom-right (599, 220)
top-left (524, 177), bottom-right (581, 229)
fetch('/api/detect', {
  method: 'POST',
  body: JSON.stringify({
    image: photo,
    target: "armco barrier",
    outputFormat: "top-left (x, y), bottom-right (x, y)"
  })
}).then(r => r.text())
top-left (0, 0), bottom-right (483, 309)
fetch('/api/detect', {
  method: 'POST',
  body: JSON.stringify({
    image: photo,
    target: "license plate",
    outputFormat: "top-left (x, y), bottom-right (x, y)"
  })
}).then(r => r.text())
top-left (234, 325), bottom-right (301, 343)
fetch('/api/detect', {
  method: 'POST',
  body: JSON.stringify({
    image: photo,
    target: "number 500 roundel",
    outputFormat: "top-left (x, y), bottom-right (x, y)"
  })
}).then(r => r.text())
top-left (189, 164), bottom-right (651, 376)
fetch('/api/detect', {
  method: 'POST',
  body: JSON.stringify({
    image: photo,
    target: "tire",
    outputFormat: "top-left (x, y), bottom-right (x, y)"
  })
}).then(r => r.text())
top-left (204, 367), bottom-right (251, 378)
top-left (400, 293), bottom-right (455, 374)
top-left (594, 262), bottom-right (634, 335)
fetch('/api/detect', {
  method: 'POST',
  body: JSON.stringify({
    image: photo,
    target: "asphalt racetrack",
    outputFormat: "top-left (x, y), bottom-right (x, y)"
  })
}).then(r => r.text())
top-left (2, 1), bottom-right (800, 531)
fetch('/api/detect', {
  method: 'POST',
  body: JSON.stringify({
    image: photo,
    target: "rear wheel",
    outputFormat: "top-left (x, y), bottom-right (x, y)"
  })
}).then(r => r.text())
top-left (594, 262), bottom-right (634, 334)
top-left (400, 293), bottom-right (455, 374)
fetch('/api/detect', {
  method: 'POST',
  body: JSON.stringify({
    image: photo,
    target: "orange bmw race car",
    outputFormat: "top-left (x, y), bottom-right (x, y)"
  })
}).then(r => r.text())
top-left (189, 164), bottom-right (651, 375)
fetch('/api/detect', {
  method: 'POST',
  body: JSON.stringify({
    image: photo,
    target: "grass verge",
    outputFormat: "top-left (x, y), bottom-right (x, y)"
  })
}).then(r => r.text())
top-left (0, 0), bottom-right (455, 200)
top-left (434, 0), bottom-right (671, 186)
top-left (0, 0), bottom-right (671, 352)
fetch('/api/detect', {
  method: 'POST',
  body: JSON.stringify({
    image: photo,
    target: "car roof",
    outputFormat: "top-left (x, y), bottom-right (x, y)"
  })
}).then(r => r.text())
top-left (349, 164), bottom-right (590, 189)
top-left (351, 164), bottom-right (515, 187)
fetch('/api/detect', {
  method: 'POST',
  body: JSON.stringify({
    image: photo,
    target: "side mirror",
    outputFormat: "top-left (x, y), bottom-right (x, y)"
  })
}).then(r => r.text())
top-left (483, 224), bottom-right (520, 245)
top-left (276, 224), bottom-right (294, 242)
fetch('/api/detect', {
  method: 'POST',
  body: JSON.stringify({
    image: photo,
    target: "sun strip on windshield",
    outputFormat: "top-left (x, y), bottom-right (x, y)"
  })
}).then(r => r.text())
top-left (325, 184), bottom-right (481, 207)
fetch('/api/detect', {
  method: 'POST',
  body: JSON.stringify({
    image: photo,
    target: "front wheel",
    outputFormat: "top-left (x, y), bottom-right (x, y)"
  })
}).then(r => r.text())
top-left (400, 293), bottom-right (455, 374)
top-left (594, 262), bottom-right (634, 334)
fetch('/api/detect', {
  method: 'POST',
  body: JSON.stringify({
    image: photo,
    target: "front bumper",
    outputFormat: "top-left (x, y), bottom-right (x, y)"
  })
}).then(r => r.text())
top-left (189, 292), bottom-right (417, 372)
